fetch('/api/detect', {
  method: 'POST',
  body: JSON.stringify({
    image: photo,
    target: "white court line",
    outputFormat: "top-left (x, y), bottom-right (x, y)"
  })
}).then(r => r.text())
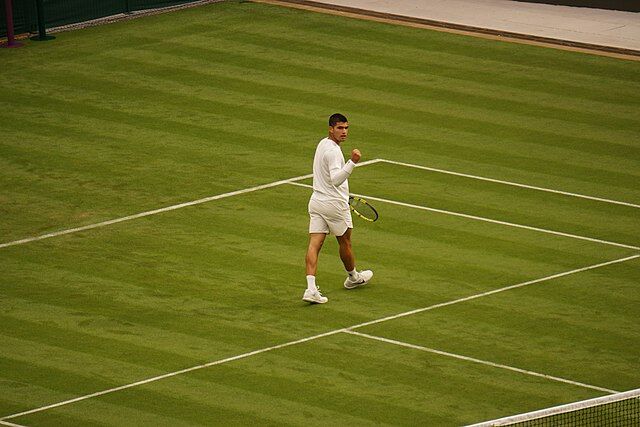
top-left (0, 159), bottom-right (382, 250)
top-left (0, 421), bottom-right (27, 427)
top-left (2, 254), bottom-right (636, 422)
top-left (0, 329), bottom-right (347, 422)
top-left (354, 192), bottom-right (640, 251)
top-left (379, 159), bottom-right (640, 209)
top-left (343, 330), bottom-right (617, 394)
top-left (288, 181), bottom-right (640, 251)
top-left (346, 254), bottom-right (639, 330)
top-left (3, 157), bottom-right (637, 250)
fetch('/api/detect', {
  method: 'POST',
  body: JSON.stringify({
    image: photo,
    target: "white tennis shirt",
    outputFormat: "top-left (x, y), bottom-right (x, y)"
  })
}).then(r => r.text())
top-left (311, 137), bottom-right (356, 204)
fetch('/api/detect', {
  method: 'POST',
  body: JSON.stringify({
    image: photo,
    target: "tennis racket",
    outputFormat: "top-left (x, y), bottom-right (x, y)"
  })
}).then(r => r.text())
top-left (349, 196), bottom-right (378, 222)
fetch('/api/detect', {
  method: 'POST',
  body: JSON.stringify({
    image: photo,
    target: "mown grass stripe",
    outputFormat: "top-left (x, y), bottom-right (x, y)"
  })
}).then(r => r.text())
top-left (380, 159), bottom-right (640, 209)
top-left (104, 36), bottom-right (635, 121)
top-left (122, 35), bottom-right (638, 119)
top-left (104, 44), bottom-right (640, 134)
top-left (157, 33), bottom-right (640, 119)
top-left (0, 333), bottom-right (172, 383)
top-left (242, 3), bottom-right (640, 84)
top-left (343, 331), bottom-right (617, 394)
top-left (187, 28), bottom-right (640, 104)
top-left (0, 329), bottom-right (346, 421)
top-left (227, 21), bottom-right (640, 92)
top-left (0, 100), bottom-right (310, 163)
top-left (1, 308), bottom-right (223, 367)
top-left (346, 254), bottom-right (639, 332)
top-left (0, 160), bottom-right (381, 249)
top-left (109, 50), bottom-right (638, 155)
top-left (7, 48), bottom-right (638, 177)
top-left (41, 49), bottom-right (640, 162)
top-left (3, 254), bottom-right (635, 422)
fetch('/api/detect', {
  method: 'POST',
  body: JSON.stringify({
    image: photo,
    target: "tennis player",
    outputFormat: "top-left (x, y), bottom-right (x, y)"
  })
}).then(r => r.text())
top-left (303, 113), bottom-right (373, 304)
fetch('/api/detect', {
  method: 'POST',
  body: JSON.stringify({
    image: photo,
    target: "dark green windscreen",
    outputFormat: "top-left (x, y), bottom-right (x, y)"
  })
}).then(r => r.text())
top-left (1, 0), bottom-right (199, 38)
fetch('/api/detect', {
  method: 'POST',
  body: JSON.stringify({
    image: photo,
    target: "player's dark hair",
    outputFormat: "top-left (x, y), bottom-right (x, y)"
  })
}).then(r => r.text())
top-left (329, 113), bottom-right (348, 127)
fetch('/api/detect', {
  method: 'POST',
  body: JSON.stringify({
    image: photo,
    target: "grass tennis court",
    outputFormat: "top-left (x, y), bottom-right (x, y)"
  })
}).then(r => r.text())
top-left (1, 0), bottom-right (639, 425)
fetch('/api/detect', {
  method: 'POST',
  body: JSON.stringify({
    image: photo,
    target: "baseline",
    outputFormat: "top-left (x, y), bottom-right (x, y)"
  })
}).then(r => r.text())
top-left (288, 182), bottom-right (640, 251)
top-left (2, 254), bottom-right (636, 422)
top-left (343, 330), bottom-right (617, 394)
top-left (379, 159), bottom-right (640, 210)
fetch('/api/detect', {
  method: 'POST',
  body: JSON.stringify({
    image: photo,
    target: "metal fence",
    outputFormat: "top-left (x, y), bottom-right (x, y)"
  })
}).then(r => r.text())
top-left (2, 0), bottom-right (199, 38)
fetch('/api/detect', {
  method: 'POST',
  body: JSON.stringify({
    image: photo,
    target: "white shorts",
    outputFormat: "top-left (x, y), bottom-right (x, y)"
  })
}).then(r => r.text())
top-left (308, 197), bottom-right (353, 236)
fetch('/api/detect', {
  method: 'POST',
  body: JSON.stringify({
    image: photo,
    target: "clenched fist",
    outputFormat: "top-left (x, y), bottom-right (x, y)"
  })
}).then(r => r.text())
top-left (351, 149), bottom-right (361, 163)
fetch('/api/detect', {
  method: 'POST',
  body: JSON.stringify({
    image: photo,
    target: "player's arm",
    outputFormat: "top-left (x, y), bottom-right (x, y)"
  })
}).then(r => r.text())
top-left (328, 149), bottom-right (361, 186)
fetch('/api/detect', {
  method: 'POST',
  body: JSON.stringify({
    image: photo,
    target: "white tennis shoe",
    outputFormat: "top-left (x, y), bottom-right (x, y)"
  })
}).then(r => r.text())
top-left (344, 270), bottom-right (373, 289)
top-left (303, 288), bottom-right (328, 304)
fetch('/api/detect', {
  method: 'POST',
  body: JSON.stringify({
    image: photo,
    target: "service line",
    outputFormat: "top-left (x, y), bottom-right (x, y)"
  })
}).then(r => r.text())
top-left (288, 182), bottom-right (640, 251)
top-left (0, 159), bottom-right (382, 250)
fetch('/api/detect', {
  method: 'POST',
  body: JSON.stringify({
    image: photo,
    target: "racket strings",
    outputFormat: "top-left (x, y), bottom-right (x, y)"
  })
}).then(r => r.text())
top-left (350, 197), bottom-right (378, 221)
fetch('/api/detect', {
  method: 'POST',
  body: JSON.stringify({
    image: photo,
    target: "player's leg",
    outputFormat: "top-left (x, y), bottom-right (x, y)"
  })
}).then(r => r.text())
top-left (303, 232), bottom-right (328, 303)
top-left (336, 228), bottom-right (355, 271)
top-left (304, 198), bottom-right (330, 304)
top-left (337, 228), bottom-right (373, 289)
top-left (306, 233), bottom-right (326, 276)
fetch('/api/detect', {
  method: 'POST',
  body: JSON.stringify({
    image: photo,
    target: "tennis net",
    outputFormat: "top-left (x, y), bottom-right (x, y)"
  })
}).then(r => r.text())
top-left (467, 388), bottom-right (640, 426)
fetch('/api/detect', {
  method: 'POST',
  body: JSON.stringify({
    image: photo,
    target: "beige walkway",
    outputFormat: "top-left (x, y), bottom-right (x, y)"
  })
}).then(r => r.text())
top-left (273, 0), bottom-right (640, 55)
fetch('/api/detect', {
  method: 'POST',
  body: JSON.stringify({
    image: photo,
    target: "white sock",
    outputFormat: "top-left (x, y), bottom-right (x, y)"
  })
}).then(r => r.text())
top-left (306, 275), bottom-right (317, 292)
top-left (347, 268), bottom-right (358, 279)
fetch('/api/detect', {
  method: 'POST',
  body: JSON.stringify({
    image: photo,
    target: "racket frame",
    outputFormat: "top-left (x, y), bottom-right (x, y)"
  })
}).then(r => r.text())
top-left (349, 196), bottom-right (379, 222)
